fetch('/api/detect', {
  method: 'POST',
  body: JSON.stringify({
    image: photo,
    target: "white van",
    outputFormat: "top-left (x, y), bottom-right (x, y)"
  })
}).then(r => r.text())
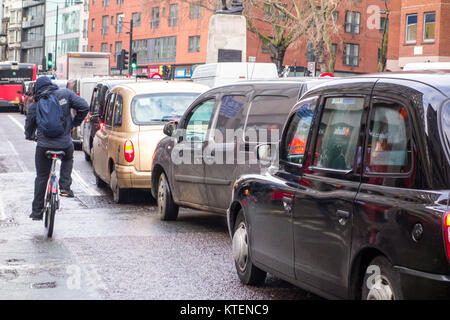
top-left (191, 62), bottom-right (278, 88)
top-left (403, 62), bottom-right (450, 71)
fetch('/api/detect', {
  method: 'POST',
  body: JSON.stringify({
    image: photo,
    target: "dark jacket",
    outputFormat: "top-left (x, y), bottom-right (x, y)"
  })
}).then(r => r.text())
top-left (24, 78), bottom-right (89, 149)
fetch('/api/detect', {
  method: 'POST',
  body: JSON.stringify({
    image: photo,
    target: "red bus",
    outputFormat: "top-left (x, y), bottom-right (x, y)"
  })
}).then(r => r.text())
top-left (0, 62), bottom-right (37, 110)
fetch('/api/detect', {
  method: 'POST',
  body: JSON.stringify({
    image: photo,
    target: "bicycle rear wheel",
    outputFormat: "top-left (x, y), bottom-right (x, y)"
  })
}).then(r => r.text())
top-left (46, 194), bottom-right (56, 238)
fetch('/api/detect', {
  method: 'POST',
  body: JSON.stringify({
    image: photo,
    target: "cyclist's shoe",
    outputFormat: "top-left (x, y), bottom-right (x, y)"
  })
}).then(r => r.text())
top-left (60, 189), bottom-right (74, 198)
top-left (29, 210), bottom-right (43, 221)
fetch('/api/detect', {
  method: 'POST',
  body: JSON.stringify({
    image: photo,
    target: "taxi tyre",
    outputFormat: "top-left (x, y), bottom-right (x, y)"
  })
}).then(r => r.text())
top-left (362, 256), bottom-right (403, 300)
top-left (110, 167), bottom-right (128, 204)
top-left (157, 173), bottom-right (179, 221)
top-left (233, 210), bottom-right (267, 286)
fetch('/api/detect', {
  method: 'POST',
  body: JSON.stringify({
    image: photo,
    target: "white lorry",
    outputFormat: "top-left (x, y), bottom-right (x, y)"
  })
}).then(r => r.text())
top-left (56, 52), bottom-right (111, 80)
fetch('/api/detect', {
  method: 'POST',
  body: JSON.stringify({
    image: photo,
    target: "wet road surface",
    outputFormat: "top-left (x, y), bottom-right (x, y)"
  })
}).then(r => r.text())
top-left (0, 111), bottom-right (320, 300)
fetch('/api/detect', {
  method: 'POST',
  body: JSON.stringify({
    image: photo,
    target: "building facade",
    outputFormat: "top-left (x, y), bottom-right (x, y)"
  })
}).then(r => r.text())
top-left (44, 0), bottom-right (90, 63)
top-left (87, 0), bottom-right (402, 77)
top-left (21, 0), bottom-right (45, 66)
top-left (1, 0), bottom-right (23, 62)
top-left (387, 0), bottom-right (450, 71)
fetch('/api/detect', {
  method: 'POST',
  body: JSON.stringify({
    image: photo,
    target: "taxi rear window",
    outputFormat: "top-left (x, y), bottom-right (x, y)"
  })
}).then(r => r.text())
top-left (442, 101), bottom-right (450, 160)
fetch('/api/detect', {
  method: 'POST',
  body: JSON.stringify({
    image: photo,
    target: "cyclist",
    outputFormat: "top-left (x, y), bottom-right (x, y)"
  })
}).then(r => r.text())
top-left (25, 76), bottom-right (89, 220)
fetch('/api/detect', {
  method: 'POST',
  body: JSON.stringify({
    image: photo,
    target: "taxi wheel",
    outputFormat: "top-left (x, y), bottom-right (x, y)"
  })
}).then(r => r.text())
top-left (362, 256), bottom-right (403, 300)
top-left (232, 210), bottom-right (266, 286)
top-left (157, 173), bottom-right (178, 221)
top-left (110, 168), bottom-right (128, 204)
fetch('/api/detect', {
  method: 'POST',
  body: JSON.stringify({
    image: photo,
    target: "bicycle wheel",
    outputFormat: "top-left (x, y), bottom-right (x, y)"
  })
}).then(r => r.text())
top-left (47, 194), bottom-right (56, 238)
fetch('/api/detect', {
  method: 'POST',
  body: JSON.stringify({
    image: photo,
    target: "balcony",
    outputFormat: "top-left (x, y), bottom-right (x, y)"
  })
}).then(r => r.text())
top-left (22, 16), bottom-right (44, 29)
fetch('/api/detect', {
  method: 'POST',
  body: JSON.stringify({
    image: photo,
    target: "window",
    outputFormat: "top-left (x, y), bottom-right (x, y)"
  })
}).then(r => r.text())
top-left (343, 43), bottom-right (359, 67)
top-left (379, 17), bottom-right (388, 32)
top-left (132, 93), bottom-right (200, 125)
top-left (406, 14), bottom-right (417, 43)
top-left (110, 44), bottom-right (113, 52)
top-left (345, 11), bottom-right (361, 34)
top-left (91, 19), bottom-right (95, 32)
top-left (152, 7), bottom-right (160, 29)
top-left (115, 41), bottom-right (122, 62)
top-left (213, 96), bottom-right (247, 143)
top-left (101, 43), bottom-right (108, 52)
top-left (263, 4), bottom-right (273, 19)
top-left (113, 95), bottom-right (123, 127)
top-left (105, 94), bottom-right (116, 127)
top-left (313, 97), bottom-right (364, 170)
top-left (102, 0), bottom-right (109, 7)
top-left (185, 100), bottom-right (215, 142)
top-left (442, 101), bottom-right (450, 160)
top-left (116, 13), bottom-right (124, 33)
top-left (332, 11), bottom-right (339, 21)
top-left (365, 100), bottom-right (412, 174)
top-left (102, 15), bottom-right (108, 35)
top-left (117, 0), bottom-right (123, 4)
top-left (423, 12), bottom-right (435, 41)
top-left (283, 101), bottom-right (316, 164)
top-left (111, 16), bottom-right (114, 25)
top-left (331, 44), bottom-right (337, 56)
top-left (188, 36), bottom-right (200, 52)
top-left (169, 4), bottom-right (178, 27)
top-left (190, 2), bottom-right (201, 19)
top-left (245, 94), bottom-right (298, 144)
top-left (132, 12), bottom-right (141, 27)
top-left (307, 42), bottom-right (315, 62)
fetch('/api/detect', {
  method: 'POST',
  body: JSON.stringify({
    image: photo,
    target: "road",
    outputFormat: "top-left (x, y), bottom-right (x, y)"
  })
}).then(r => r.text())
top-left (0, 111), bottom-right (319, 300)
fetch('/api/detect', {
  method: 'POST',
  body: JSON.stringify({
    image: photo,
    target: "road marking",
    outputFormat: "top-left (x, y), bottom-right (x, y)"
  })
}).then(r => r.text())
top-left (0, 193), bottom-right (7, 221)
top-left (7, 141), bottom-right (29, 173)
top-left (72, 169), bottom-right (101, 196)
top-left (8, 115), bottom-right (24, 131)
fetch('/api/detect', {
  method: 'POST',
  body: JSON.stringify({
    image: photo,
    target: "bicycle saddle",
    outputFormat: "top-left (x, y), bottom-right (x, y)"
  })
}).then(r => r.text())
top-left (45, 151), bottom-right (66, 159)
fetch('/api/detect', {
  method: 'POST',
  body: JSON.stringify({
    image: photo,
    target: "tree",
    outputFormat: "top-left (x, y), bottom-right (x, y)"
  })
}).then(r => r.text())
top-left (377, 1), bottom-right (389, 72)
top-left (304, 0), bottom-right (340, 73)
top-left (242, 0), bottom-right (307, 74)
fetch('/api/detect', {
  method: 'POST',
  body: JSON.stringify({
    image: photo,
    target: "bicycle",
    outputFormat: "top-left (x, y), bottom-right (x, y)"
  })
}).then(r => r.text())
top-left (43, 150), bottom-right (65, 238)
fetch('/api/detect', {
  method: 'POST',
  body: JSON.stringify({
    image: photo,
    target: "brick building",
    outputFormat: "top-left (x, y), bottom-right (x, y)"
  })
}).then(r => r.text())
top-left (88, 0), bottom-right (391, 77)
top-left (387, 0), bottom-right (450, 71)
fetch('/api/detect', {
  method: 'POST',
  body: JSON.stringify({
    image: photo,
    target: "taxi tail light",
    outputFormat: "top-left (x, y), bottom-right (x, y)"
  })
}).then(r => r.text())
top-left (98, 122), bottom-right (105, 130)
top-left (444, 212), bottom-right (450, 263)
top-left (124, 140), bottom-right (134, 162)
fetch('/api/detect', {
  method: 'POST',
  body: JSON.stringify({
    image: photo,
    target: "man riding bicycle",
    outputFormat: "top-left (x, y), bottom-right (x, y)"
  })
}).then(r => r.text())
top-left (25, 76), bottom-right (89, 220)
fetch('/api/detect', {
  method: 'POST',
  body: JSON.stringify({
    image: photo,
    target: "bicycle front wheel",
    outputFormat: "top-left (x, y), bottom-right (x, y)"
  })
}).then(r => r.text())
top-left (46, 194), bottom-right (56, 238)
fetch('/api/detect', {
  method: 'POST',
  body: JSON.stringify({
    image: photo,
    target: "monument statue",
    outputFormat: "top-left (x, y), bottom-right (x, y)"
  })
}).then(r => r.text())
top-left (217, 0), bottom-right (243, 14)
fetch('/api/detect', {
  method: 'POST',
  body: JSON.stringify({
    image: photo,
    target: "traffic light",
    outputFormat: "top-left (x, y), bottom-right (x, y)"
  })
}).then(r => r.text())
top-left (131, 52), bottom-right (137, 70)
top-left (47, 53), bottom-right (53, 69)
top-left (162, 65), bottom-right (171, 80)
top-left (121, 49), bottom-right (129, 70)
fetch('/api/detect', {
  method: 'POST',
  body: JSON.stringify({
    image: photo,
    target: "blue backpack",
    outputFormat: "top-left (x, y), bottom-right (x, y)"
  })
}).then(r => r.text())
top-left (36, 94), bottom-right (66, 138)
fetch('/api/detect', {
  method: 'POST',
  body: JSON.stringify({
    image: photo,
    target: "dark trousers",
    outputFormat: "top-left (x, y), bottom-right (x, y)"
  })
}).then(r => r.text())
top-left (32, 145), bottom-right (74, 213)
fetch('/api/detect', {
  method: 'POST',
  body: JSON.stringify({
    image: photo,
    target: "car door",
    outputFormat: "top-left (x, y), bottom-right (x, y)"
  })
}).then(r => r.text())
top-left (292, 89), bottom-right (371, 298)
top-left (172, 98), bottom-right (216, 206)
top-left (205, 94), bottom-right (249, 211)
top-left (95, 92), bottom-right (116, 182)
top-left (248, 96), bottom-right (319, 279)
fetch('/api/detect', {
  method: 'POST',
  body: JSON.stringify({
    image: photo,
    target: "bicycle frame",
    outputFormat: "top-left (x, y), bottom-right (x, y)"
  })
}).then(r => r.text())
top-left (44, 154), bottom-right (60, 212)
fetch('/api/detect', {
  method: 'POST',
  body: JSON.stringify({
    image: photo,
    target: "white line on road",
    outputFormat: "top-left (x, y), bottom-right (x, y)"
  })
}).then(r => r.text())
top-left (0, 193), bottom-right (7, 221)
top-left (8, 115), bottom-right (24, 131)
top-left (72, 169), bottom-right (101, 196)
top-left (7, 141), bottom-right (29, 173)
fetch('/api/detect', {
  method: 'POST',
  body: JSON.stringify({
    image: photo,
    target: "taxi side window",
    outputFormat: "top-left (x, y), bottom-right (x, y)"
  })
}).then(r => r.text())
top-left (313, 97), bottom-right (365, 171)
top-left (113, 94), bottom-right (123, 127)
top-left (283, 101), bottom-right (316, 165)
top-left (365, 100), bottom-right (412, 174)
top-left (105, 93), bottom-right (116, 127)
